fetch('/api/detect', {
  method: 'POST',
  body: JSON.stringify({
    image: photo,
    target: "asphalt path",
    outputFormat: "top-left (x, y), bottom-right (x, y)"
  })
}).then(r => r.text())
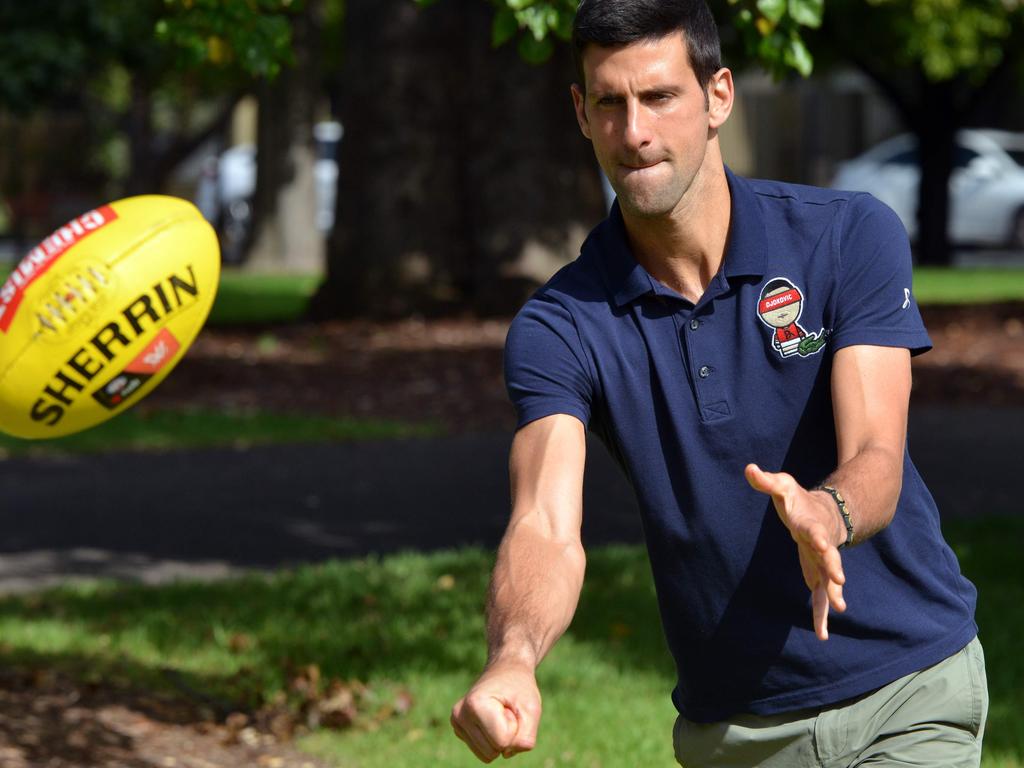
top-left (0, 404), bottom-right (1020, 592)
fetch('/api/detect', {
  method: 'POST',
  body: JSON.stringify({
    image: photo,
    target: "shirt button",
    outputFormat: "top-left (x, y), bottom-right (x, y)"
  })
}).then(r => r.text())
top-left (698, 365), bottom-right (711, 378)
top-left (690, 319), bottom-right (700, 331)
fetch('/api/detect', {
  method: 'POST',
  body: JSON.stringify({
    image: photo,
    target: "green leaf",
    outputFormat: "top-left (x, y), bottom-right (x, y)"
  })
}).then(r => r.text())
top-left (784, 35), bottom-right (814, 76)
top-left (756, 0), bottom-right (787, 24)
top-left (551, 7), bottom-right (574, 40)
top-left (491, 7), bottom-right (518, 48)
top-left (517, 6), bottom-right (549, 41)
top-left (517, 32), bottom-right (554, 64)
top-left (788, 0), bottom-right (823, 29)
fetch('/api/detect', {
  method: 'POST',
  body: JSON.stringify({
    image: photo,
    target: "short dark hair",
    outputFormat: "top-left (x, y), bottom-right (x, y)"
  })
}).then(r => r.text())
top-left (572, 0), bottom-right (722, 104)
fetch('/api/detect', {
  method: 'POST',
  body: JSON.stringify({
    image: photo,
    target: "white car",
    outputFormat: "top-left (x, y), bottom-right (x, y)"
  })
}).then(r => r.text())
top-left (831, 129), bottom-right (1024, 248)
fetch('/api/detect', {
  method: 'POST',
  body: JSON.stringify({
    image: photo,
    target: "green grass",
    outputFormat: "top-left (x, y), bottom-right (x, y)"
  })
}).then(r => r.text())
top-left (913, 267), bottom-right (1024, 305)
top-left (208, 271), bottom-right (321, 325)
top-left (0, 408), bottom-right (437, 456)
top-left (0, 518), bottom-right (1018, 768)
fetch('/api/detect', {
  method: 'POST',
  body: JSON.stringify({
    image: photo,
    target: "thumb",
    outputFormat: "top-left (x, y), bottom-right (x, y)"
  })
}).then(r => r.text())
top-left (505, 703), bottom-right (539, 755)
top-left (485, 701), bottom-right (520, 750)
top-left (745, 463), bottom-right (780, 495)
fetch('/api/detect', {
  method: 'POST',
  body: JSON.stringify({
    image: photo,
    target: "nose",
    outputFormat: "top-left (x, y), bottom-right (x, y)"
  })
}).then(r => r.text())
top-left (622, 99), bottom-right (652, 154)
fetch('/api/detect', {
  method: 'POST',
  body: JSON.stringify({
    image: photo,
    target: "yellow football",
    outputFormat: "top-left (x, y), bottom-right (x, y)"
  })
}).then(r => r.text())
top-left (0, 195), bottom-right (220, 439)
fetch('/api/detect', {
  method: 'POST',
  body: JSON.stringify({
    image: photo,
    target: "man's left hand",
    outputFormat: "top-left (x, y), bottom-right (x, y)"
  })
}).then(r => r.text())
top-left (745, 463), bottom-right (847, 641)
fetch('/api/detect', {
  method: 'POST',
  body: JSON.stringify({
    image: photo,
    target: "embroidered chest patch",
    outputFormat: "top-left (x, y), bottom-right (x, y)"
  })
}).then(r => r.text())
top-left (757, 277), bottom-right (829, 359)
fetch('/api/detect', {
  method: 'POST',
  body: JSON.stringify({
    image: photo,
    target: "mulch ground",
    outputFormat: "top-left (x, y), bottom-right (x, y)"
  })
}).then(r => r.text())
top-left (6, 302), bottom-right (1021, 767)
top-left (0, 669), bottom-right (337, 768)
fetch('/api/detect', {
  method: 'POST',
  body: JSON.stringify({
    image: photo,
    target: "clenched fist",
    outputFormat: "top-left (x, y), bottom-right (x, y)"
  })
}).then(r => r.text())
top-left (451, 660), bottom-right (542, 762)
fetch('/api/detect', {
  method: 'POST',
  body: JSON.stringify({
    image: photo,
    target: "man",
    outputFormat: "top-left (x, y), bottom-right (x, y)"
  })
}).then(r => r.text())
top-left (451, 1), bottom-right (987, 765)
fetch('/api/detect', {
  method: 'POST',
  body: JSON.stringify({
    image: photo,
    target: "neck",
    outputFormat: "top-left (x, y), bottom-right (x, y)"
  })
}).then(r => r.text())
top-left (620, 151), bottom-right (731, 305)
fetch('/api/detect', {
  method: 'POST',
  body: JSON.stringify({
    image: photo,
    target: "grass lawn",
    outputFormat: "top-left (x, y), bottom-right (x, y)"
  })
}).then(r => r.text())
top-left (913, 267), bottom-right (1024, 305)
top-left (0, 408), bottom-right (436, 456)
top-left (0, 518), bottom-right (1018, 768)
top-left (208, 271), bottom-right (321, 325)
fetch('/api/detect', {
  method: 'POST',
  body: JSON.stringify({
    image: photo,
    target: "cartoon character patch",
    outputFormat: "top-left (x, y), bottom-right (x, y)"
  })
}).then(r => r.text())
top-left (757, 277), bottom-right (829, 358)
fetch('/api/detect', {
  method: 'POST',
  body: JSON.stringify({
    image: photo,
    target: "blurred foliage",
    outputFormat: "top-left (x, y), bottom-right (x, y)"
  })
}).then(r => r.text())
top-left (808, 0), bottom-right (1024, 84)
top-left (413, 0), bottom-right (823, 75)
top-left (0, 0), bottom-right (302, 113)
top-left (413, 0), bottom-right (1023, 84)
top-left (860, 0), bottom-right (1018, 82)
top-left (155, 0), bottom-right (301, 79)
top-left (0, 0), bottom-right (305, 201)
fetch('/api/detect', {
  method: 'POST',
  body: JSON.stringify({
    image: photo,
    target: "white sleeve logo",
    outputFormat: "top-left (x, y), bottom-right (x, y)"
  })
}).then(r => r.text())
top-left (902, 288), bottom-right (911, 310)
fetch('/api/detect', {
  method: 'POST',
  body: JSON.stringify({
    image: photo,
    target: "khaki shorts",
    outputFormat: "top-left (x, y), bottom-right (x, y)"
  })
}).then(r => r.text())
top-left (674, 637), bottom-right (988, 768)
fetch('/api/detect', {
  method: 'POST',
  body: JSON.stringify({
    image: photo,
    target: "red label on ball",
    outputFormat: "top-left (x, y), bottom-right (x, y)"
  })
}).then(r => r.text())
top-left (126, 328), bottom-right (181, 375)
top-left (0, 205), bottom-right (118, 333)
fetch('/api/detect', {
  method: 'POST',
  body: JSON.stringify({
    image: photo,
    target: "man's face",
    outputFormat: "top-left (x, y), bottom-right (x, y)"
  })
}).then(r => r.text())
top-left (571, 32), bottom-right (721, 219)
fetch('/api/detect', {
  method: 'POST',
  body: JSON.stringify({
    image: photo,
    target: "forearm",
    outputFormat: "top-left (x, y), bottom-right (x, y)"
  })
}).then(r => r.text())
top-left (485, 511), bottom-right (586, 670)
top-left (817, 442), bottom-right (903, 546)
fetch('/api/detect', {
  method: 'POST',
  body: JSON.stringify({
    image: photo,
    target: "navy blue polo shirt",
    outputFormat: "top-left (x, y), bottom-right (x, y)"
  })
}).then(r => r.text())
top-left (504, 168), bottom-right (978, 722)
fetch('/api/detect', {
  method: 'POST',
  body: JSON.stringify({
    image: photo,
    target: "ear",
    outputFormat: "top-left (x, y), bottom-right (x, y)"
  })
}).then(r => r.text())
top-left (570, 83), bottom-right (592, 140)
top-left (706, 67), bottom-right (734, 129)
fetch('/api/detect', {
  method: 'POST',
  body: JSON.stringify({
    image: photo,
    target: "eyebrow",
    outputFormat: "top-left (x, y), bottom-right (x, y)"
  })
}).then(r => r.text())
top-left (589, 85), bottom-right (685, 100)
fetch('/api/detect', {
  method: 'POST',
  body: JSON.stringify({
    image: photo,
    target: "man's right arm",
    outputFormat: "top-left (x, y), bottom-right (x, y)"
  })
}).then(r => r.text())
top-left (451, 413), bottom-right (587, 763)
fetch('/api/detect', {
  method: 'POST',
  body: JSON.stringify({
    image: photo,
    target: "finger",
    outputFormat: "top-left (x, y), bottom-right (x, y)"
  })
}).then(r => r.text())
top-left (820, 543), bottom-right (846, 586)
top-left (812, 582), bottom-right (830, 641)
top-left (744, 463), bottom-right (778, 495)
top-left (452, 700), bottom-right (507, 762)
top-left (826, 576), bottom-right (846, 614)
top-left (462, 721), bottom-right (501, 763)
top-left (797, 545), bottom-right (820, 592)
top-left (504, 705), bottom-right (539, 756)
top-left (471, 701), bottom-right (517, 753)
top-left (451, 713), bottom-right (491, 762)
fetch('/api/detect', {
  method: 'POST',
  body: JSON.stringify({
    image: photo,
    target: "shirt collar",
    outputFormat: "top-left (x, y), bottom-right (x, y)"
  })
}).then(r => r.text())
top-left (598, 166), bottom-right (767, 308)
top-left (721, 166), bottom-right (768, 282)
top-left (599, 201), bottom-right (653, 307)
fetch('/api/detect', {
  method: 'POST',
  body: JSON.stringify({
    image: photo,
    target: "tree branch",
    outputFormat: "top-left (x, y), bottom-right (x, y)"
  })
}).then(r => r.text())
top-left (154, 93), bottom-right (245, 190)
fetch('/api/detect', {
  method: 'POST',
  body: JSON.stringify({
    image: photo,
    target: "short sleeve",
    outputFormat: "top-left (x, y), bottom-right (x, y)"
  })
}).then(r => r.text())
top-left (504, 295), bottom-right (594, 430)
top-left (830, 194), bottom-right (932, 356)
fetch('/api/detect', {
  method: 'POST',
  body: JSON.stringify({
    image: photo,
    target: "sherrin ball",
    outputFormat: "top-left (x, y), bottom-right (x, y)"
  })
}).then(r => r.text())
top-left (0, 196), bottom-right (220, 439)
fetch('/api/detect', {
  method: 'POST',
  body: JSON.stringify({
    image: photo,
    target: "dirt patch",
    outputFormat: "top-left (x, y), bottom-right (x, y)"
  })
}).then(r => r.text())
top-left (151, 318), bottom-right (516, 433)
top-left (0, 669), bottom-right (336, 768)
top-left (151, 303), bottom-right (1024, 432)
top-left (913, 303), bottom-right (1024, 406)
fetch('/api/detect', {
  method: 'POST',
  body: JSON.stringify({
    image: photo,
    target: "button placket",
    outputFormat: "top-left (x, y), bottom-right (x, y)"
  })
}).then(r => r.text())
top-left (681, 310), bottom-right (730, 422)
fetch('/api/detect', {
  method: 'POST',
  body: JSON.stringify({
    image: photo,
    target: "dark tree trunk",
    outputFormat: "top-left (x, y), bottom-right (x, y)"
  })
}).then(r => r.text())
top-left (125, 75), bottom-right (155, 196)
top-left (251, 0), bottom-right (321, 258)
top-left (310, 0), bottom-right (605, 319)
top-left (913, 79), bottom-right (956, 266)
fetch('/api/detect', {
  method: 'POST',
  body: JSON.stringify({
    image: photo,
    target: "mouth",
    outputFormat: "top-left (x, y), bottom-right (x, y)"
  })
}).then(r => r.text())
top-left (621, 160), bottom-right (663, 171)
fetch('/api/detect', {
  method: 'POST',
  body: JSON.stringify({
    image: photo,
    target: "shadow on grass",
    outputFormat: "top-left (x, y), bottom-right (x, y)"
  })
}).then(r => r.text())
top-left (0, 519), bottom-right (1018, 762)
top-left (0, 547), bottom-right (667, 692)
